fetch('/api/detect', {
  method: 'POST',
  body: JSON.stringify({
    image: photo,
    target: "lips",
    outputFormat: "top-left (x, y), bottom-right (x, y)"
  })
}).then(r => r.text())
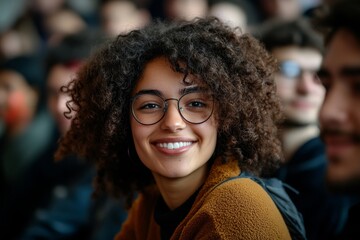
top-left (291, 100), bottom-right (313, 109)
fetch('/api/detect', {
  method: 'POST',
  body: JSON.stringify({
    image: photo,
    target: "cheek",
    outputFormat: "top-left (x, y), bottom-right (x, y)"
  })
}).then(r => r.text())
top-left (276, 79), bottom-right (294, 98)
top-left (130, 118), bottom-right (149, 149)
top-left (197, 118), bottom-right (218, 151)
top-left (315, 87), bottom-right (326, 101)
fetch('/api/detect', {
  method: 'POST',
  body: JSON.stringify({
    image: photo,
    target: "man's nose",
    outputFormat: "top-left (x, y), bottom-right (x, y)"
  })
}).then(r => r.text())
top-left (319, 83), bottom-right (349, 127)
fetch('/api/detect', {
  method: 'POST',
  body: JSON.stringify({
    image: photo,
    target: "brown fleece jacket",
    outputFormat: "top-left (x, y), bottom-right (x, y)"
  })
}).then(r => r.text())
top-left (115, 158), bottom-right (291, 240)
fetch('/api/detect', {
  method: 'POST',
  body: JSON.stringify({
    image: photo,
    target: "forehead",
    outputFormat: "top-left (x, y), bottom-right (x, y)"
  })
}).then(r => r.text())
top-left (134, 57), bottom-right (200, 95)
top-left (322, 29), bottom-right (360, 75)
top-left (272, 46), bottom-right (322, 67)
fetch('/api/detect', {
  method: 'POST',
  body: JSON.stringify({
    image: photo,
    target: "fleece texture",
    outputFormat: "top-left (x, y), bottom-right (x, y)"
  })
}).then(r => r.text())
top-left (115, 158), bottom-right (291, 240)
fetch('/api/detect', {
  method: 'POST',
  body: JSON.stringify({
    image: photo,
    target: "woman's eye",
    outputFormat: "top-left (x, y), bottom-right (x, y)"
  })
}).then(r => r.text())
top-left (141, 103), bottom-right (161, 110)
top-left (189, 101), bottom-right (205, 108)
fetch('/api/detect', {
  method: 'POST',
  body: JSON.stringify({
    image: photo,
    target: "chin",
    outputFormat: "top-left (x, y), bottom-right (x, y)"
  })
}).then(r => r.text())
top-left (163, 170), bottom-right (190, 179)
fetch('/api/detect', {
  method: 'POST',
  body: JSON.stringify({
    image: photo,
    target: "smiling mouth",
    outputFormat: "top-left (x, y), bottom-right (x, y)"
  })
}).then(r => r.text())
top-left (157, 142), bottom-right (192, 150)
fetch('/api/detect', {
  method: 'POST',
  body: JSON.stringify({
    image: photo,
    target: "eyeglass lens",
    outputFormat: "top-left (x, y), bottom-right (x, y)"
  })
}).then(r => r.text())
top-left (280, 60), bottom-right (319, 80)
top-left (280, 60), bottom-right (301, 78)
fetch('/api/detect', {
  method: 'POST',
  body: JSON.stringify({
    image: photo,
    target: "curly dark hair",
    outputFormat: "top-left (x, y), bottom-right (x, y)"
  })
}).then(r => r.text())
top-left (55, 17), bottom-right (283, 205)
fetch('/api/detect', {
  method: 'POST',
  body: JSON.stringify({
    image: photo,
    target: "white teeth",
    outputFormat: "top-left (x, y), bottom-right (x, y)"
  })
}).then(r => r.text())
top-left (158, 142), bottom-right (191, 150)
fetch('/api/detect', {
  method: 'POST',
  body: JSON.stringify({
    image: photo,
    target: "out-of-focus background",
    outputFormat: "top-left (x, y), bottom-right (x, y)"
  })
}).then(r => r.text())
top-left (0, 0), bottom-right (328, 63)
top-left (0, 0), bottom-right (341, 240)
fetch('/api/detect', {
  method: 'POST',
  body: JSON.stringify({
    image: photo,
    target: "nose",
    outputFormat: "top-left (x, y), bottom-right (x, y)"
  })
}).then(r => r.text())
top-left (160, 100), bottom-right (186, 132)
top-left (319, 83), bottom-right (348, 128)
top-left (296, 71), bottom-right (318, 95)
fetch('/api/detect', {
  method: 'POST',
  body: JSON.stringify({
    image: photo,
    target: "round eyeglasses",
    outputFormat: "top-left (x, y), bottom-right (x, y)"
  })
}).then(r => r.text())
top-left (131, 91), bottom-right (214, 125)
top-left (279, 60), bottom-right (319, 80)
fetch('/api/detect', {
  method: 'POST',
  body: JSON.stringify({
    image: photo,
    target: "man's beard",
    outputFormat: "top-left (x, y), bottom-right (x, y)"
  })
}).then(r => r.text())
top-left (326, 172), bottom-right (360, 195)
top-left (321, 128), bottom-right (360, 195)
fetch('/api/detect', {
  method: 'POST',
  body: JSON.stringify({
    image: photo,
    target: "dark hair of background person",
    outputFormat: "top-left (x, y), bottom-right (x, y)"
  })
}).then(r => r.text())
top-left (0, 54), bottom-right (46, 111)
top-left (55, 18), bottom-right (283, 206)
top-left (313, 0), bottom-right (360, 45)
top-left (255, 17), bottom-right (324, 54)
top-left (46, 28), bottom-right (104, 74)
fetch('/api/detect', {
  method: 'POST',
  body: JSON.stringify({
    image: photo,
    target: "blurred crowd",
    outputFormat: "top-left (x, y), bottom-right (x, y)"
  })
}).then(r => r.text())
top-left (0, 0), bottom-right (355, 240)
top-left (0, 0), bottom-right (332, 62)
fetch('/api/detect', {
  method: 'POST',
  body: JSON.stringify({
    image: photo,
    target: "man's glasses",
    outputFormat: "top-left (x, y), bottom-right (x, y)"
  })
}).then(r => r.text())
top-left (131, 91), bottom-right (214, 125)
top-left (279, 60), bottom-right (319, 80)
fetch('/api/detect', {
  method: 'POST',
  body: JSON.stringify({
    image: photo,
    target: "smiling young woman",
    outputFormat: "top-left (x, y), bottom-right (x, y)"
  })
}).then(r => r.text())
top-left (55, 18), bottom-right (300, 239)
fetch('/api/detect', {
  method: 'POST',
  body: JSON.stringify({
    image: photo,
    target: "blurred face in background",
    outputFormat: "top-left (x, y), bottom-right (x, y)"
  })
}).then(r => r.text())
top-left (318, 29), bottom-right (360, 192)
top-left (273, 46), bottom-right (324, 126)
top-left (31, 0), bottom-right (65, 15)
top-left (47, 63), bottom-right (79, 135)
top-left (208, 2), bottom-right (247, 32)
top-left (164, 0), bottom-right (208, 21)
top-left (100, 0), bottom-right (150, 36)
top-left (44, 9), bottom-right (86, 46)
top-left (0, 70), bottom-right (38, 133)
top-left (261, 0), bottom-right (301, 21)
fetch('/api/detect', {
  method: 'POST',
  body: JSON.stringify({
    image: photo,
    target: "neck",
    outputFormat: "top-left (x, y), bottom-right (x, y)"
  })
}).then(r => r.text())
top-left (153, 164), bottom-right (209, 210)
top-left (280, 124), bottom-right (320, 162)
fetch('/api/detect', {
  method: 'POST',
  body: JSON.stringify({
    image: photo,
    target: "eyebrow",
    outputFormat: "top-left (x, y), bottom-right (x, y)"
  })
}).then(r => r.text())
top-left (134, 89), bottom-right (161, 97)
top-left (179, 86), bottom-right (203, 95)
top-left (134, 86), bottom-right (205, 98)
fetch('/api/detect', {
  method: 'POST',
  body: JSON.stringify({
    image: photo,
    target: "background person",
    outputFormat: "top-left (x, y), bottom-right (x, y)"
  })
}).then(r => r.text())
top-left (0, 54), bottom-right (55, 239)
top-left (20, 30), bottom-right (127, 240)
top-left (316, 0), bottom-right (360, 238)
top-left (257, 17), bottom-right (352, 240)
top-left (99, 0), bottom-right (151, 37)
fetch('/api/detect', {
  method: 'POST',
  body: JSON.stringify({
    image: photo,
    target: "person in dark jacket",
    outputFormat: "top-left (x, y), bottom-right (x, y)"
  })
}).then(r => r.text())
top-left (316, 0), bottom-right (360, 238)
top-left (19, 30), bottom-right (127, 240)
top-left (257, 17), bottom-right (353, 240)
top-left (0, 54), bottom-right (56, 239)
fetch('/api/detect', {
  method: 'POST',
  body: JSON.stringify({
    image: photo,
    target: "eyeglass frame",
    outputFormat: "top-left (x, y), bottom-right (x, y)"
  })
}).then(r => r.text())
top-left (130, 89), bottom-right (215, 126)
